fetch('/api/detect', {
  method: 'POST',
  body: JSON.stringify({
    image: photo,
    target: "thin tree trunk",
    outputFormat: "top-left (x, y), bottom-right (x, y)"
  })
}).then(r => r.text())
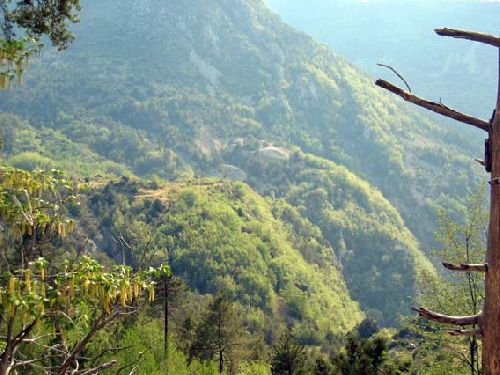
top-left (0, 316), bottom-right (15, 375)
top-left (164, 275), bottom-right (169, 374)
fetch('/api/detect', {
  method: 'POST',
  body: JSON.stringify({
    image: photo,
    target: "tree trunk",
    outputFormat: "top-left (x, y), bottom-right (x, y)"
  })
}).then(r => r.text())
top-left (0, 355), bottom-right (10, 375)
top-left (469, 336), bottom-right (477, 375)
top-left (482, 50), bottom-right (500, 375)
top-left (0, 316), bottom-right (16, 375)
top-left (164, 276), bottom-right (169, 355)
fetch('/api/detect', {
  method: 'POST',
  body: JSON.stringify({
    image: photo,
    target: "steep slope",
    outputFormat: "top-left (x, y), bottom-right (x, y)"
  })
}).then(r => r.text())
top-left (78, 179), bottom-right (364, 340)
top-left (267, 0), bottom-right (499, 121)
top-left (0, 0), bottom-right (481, 323)
top-left (224, 144), bottom-right (433, 324)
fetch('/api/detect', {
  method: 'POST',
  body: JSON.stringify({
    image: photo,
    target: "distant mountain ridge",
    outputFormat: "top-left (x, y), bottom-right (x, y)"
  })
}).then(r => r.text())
top-left (267, 0), bottom-right (500, 120)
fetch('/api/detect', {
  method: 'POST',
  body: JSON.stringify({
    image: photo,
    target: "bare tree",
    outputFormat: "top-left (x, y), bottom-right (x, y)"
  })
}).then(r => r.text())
top-left (376, 28), bottom-right (500, 374)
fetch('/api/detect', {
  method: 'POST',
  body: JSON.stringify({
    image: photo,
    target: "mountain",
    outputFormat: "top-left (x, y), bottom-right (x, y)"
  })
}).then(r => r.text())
top-left (266, 0), bottom-right (500, 120)
top-left (0, 0), bottom-right (485, 325)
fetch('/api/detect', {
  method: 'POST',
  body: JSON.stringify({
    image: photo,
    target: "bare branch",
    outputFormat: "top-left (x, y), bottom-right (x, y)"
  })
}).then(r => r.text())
top-left (57, 311), bottom-right (117, 375)
top-left (375, 79), bottom-right (490, 132)
top-left (12, 319), bottom-right (38, 351)
top-left (377, 63), bottom-right (412, 92)
top-left (475, 159), bottom-right (486, 167)
top-left (116, 352), bottom-right (145, 375)
top-left (442, 262), bottom-right (488, 272)
top-left (80, 345), bottom-right (134, 363)
top-left (78, 360), bottom-right (117, 375)
top-left (57, 308), bottom-right (139, 375)
top-left (412, 307), bottom-right (480, 326)
top-left (435, 28), bottom-right (500, 48)
top-left (449, 329), bottom-right (482, 337)
top-left (10, 359), bottom-right (44, 370)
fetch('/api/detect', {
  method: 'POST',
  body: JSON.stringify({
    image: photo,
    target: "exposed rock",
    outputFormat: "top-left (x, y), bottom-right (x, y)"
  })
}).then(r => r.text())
top-left (258, 146), bottom-right (290, 161)
top-left (190, 49), bottom-right (222, 86)
top-left (219, 164), bottom-right (247, 181)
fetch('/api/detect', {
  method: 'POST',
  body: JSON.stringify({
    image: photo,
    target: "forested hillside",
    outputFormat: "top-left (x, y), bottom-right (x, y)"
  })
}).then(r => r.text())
top-left (0, 0), bottom-right (485, 330)
top-left (78, 178), bottom-right (364, 339)
top-left (267, 0), bottom-right (499, 120)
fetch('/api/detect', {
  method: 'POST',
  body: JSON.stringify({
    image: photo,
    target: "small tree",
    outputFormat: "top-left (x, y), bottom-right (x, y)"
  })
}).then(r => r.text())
top-left (190, 294), bottom-right (246, 374)
top-left (411, 187), bottom-right (487, 374)
top-left (0, 166), bottom-right (166, 374)
top-left (271, 330), bottom-right (308, 375)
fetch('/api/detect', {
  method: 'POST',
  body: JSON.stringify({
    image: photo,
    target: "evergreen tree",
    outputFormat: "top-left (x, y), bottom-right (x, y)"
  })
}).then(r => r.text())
top-left (190, 294), bottom-right (245, 374)
top-left (271, 331), bottom-right (308, 375)
top-left (332, 334), bottom-right (408, 375)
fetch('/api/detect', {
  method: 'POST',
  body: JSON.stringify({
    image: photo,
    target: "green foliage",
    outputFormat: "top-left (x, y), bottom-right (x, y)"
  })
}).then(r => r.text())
top-left (0, 0), bottom-right (484, 342)
top-left (271, 331), bottom-right (308, 375)
top-left (409, 187), bottom-right (487, 375)
top-left (8, 151), bottom-right (55, 170)
top-left (267, 0), bottom-right (497, 120)
top-left (80, 179), bottom-right (363, 344)
top-left (332, 334), bottom-right (409, 375)
top-left (190, 294), bottom-right (248, 373)
top-left (0, 0), bottom-right (81, 88)
top-left (227, 148), bottom-right (434, 325)
top-left (0, 37), bottom-right (40, 88)
top-left (0, 166), bottom-right (79, 246)
top-left (0, 167), bottom-right (165, 373)
top-left (0, 0), bottom-right (481, 259)
top-left (1, 0), bottom-right (80, 49)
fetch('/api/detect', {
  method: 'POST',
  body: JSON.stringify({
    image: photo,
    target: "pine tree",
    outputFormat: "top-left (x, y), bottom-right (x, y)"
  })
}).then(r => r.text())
top-left (271, 331), bottom-right (308, 375)
top-left (190, 294), bottom-right (245, 373)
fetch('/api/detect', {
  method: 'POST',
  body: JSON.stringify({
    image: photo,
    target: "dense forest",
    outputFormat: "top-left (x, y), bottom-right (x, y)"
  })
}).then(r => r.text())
top-left (0, 0), bottom-right (493, 373)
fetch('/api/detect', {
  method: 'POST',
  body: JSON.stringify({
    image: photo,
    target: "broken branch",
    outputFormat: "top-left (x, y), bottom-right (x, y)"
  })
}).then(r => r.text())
top-left (435, 28), bottom-right (500, 48)
top-left (442, 262), bottom-right (488, 272)
top-left (475, 159), bottom-right (486, 167)
top-left (449, 328), bottom-right (482, 337)
top-left (375, 79), bottom-right (490, 132)
top-left (411, 307), bottom-right (480, 326)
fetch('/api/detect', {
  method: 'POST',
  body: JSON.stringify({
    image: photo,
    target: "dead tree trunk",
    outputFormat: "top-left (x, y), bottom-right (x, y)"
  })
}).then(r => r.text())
top-left (376, 28), bottom-right (500, 375)
top-left (483, 45), bottom-right (500, 375)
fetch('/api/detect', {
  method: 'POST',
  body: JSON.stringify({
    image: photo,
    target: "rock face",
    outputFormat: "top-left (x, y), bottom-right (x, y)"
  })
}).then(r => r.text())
top-left (219, 164), bottom-right (247, 181)
top-left (258, 146), bottom-right (290, 161)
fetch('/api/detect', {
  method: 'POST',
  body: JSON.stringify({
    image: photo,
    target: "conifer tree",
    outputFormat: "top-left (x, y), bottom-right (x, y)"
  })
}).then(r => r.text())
top-left (271, 330), bottom-right (308, 375)
top-left (190, 294), bottom-right (245, 374)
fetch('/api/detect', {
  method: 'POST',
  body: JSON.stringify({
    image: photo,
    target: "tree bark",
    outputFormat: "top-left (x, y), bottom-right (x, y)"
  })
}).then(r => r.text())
top-left (442, 262), bottom-right (487, 272)
top-left (375, 79), bottom-right (490, 131)
top-left (164, 275), bottom-right (169, 374)
top-left (482, 49), bottom-right (500, 375)
top-left (411, 307), bottom-right (480, 325)
top-left (435, 29), bottom-right (500, 48)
